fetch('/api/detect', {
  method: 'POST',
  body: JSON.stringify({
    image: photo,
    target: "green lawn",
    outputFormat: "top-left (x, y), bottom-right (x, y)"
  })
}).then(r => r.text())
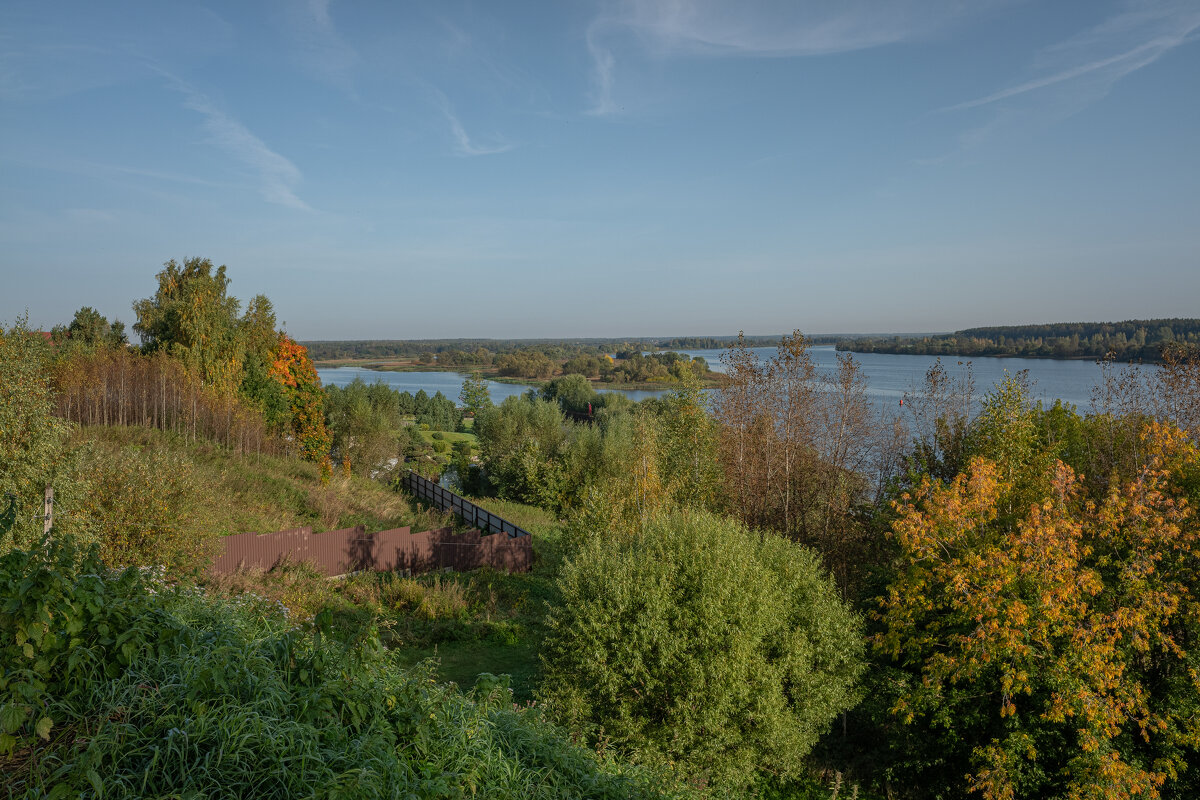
top-left (417, 428), bottom-right (477, 446)
top-left (392, 638), bottom-right (540, 703)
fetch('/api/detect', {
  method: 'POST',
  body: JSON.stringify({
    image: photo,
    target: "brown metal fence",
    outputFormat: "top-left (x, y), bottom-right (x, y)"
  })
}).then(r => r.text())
top-left (210, 523), bottom-right (532, 578)
top-left (401, 472), bottom-right (533, 538)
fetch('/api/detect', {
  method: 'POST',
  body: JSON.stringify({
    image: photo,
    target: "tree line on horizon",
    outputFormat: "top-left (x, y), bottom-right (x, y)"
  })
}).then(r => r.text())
top-left (840, 317), bottom-right (1200, 362)
top-left (300, 333), bottom-right (843, 363)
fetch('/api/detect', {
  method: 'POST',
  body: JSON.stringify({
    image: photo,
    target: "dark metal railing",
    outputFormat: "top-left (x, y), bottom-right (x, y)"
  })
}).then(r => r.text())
top-left (402, 471), bottom-right (531, 538)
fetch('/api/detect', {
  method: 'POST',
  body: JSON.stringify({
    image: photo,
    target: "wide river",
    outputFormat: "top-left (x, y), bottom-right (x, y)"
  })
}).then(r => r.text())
top-left (318, 346), bottom-right (1148, 412)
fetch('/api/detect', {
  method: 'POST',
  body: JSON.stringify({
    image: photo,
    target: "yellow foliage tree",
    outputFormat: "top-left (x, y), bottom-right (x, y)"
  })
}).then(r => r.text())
top-left (876, 422), bottom-right (1200, 799)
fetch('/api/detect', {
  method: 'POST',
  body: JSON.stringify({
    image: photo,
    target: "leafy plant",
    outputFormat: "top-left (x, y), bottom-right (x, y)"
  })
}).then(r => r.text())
top-left (0, 535), bottom-right (174, 758)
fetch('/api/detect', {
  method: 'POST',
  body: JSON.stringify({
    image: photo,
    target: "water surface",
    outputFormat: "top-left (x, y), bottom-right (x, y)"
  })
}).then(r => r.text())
top-left (318, 347), bottom-right (1148, 411)
top-left (674, 346), bottom-right (1144, 410)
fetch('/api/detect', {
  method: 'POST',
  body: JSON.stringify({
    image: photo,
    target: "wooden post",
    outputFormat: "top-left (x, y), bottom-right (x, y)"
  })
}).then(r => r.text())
top-left (43, 486), bottom-right (54, 535)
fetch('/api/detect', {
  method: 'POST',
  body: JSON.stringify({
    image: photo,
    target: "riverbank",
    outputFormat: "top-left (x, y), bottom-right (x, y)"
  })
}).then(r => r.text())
top-left (313, 358), bottom-right (726, 392)
top-left (834, 344), bottom-right (1158, 363)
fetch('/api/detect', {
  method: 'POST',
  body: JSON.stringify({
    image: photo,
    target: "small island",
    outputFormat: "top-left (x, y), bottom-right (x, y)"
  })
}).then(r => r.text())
top-left (304, 337), bottom-right (740, 390)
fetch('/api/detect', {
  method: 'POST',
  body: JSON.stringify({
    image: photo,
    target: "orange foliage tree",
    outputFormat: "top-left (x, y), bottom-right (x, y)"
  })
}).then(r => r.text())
top-left (875, 423), bottom-right (1200, 800)
top-left (270, 335), bottom-right (331, 463)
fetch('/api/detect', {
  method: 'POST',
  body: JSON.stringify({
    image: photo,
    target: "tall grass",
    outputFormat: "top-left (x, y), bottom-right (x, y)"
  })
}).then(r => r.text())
top-left (1, 536), bottom-right (691, 799)
top-left (73, 425), bottom-right (447, 536)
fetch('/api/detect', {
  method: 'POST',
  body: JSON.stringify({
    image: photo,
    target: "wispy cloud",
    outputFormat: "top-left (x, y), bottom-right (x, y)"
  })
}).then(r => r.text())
top-left (160, 73), bottom-right (312, 211)
top-left (584, 0), bottom-right (1009, 115)
top-left (586, 25), bottom-right (618, 116)
top-left (285, 0), bottom-right (361, 94)
top-left (947, 1), bottom-right (1200, 112)
top-left (434, 92), bottom-right (512, 156)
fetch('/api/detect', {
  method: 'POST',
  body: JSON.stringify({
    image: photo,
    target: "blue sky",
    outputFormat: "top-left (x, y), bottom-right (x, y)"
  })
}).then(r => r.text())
top-left (2, 0), bottom-right (1198, 340)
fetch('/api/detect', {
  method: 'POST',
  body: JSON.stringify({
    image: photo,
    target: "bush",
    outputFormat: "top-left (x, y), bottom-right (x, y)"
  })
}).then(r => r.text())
top-left (0, 318), bottom-right (86, 553)
top-left (432, 439), bottom-right (450, 454)
top-left (73, 442), bottom-right (218, 576)
top-left (431, 431), bottom-right (445, 441)
top-left (540, 511), bottom-right (864, 793)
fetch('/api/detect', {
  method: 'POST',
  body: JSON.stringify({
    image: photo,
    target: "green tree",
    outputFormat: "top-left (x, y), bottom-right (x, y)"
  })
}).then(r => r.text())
top-left (58, 306), bottom-right (128, 348)
top-left (542, 374), bottom-right (600, 414)
top-left (656, 370), bottom-right (721, 512)
top-left (132, 257), bottom-right (245, 392)
top-left (239, 350), bottom-right (292, 432)
top-left (458, 373), bottom-right (492, 418)
top-left (474, 396), bottom-right (568, 507)
top-left (239, 293), bottom-right (279, 361)
top-left (324, 378), bottom-right (407, 476)
top-left (541, 511), bottom-right (864, 793)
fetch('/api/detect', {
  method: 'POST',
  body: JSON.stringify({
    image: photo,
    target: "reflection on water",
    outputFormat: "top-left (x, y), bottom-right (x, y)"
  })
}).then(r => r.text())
top-left (672, 346), bottom-right (1148, 410)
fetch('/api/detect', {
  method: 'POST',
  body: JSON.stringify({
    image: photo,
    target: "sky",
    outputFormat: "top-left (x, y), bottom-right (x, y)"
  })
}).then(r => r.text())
top-left (2, 0), bottom-right (1198, 340)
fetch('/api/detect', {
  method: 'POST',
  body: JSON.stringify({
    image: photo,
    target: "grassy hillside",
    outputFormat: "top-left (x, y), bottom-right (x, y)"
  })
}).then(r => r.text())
top-left (73, 425), bottom-right (448, 535)
top-left (1, 535), bottom-right (687, 799)
top-left (55, 427), bottom-right (586, 774)
top-left (210, 497), bottom-right (566, 704)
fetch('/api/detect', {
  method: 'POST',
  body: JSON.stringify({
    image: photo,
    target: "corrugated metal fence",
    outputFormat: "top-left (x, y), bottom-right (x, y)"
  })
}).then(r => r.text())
top-left (401, 471), bottom-right (533, 538)
top-left (210, 472), bottom-right (536, 578)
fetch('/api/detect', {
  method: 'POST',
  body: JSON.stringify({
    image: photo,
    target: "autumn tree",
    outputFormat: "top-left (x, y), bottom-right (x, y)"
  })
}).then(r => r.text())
top-left (876, 423), bottom-right (1200, 799)
top-left (897, 359), bottom-right (975, 496)
top-left (712, 332), bottom-right (773, 528)
top-left (270, 335), bottom-right (331, 462)
top-left (712, 331), bottom-right (887, 596)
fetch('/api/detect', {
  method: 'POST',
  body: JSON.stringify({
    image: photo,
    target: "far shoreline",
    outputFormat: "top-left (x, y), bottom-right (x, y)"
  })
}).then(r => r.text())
top-left (313, 358), bottom-right (728, 392)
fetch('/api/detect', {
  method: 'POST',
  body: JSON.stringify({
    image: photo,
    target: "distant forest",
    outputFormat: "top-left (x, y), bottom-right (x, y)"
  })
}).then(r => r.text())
top-left (839, 318), bottom-right (1200, 362)
top-left (302, 334), bottom-right (843, 362)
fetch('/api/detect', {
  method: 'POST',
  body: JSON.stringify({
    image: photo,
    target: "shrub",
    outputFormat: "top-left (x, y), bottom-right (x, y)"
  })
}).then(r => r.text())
top-left (0, 318), bottom-right (85, 553)
top-left (73, 443), bottom-right (217, 576)
top-left (431, 431), bottom-right (445, 441)
top-left (540, 511), bottom-right (864, 792)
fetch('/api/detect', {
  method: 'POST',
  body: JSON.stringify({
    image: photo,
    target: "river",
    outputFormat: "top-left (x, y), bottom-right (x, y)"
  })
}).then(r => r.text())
top-left (316, 366), bottom-right (672, 404)
top-left (318, 346), bottom-right (1148, 411)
